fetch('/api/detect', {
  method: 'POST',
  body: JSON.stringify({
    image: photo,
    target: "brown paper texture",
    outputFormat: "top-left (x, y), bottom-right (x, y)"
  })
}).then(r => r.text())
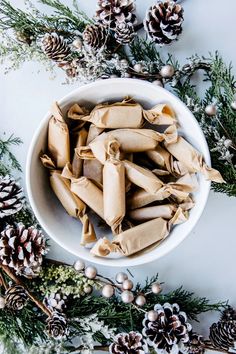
top-left (90, 208), bottom-right (187, 258)
top-left (48, 102), bottom-right (70, 168)
top-left (103, 158), bottom-right (126, 231)
top-left (91, 217), bottom-right (169, 257)
top-left (129, 204), bottom-right (178, 221)
top-left (83, 159), bottom-right (103, 185)
top-left (79, 214), bottom-right (97, 246)
top-left (50, 170), bottom-right (86, 218)
top-left (88, 126), bottom-right (178, 164)
top-left (124, 160), bottom-right (164, 194)
top-left (40, 154), bottom-right (56, 169)
top-left (67, 103), bottom-right (89, 123)
top-left (143, 103), bottom-right (176, 125)
top-left (86, 125), bottom-right (104, 144)
top-left (146, 146), bottom-right (188, 177)
top-left (71, 128), bottom-right (88, 178)
top-left (165, 136), bottom-right (224, 182)
top-left (70, 176), bottom-right (104, 220)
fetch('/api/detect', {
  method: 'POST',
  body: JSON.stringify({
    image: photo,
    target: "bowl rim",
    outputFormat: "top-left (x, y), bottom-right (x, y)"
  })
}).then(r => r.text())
top-left (26, 78), bottom-right (211, 267)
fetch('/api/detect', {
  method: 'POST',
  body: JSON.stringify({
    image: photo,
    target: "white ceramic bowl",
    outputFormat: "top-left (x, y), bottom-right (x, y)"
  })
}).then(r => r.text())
top-left (26, 79), bottom-right (210, 267)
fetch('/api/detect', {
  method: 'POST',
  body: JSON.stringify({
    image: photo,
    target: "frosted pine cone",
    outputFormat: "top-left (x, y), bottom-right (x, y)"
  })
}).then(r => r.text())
top-left (46, 312), bottom-right (68, 340)
top-left (0, 176), bottom-right (23, 219)
top-left (0, 223), bottom-right (48, 278)
top-left (188, 333), bottom-right (205, 354)
top-left (96, 0), bottom-right (137, 29)
top-left (44, 292), bottom-right (67, 312)
top-left (144, 1), bottom-right (184, 46)
top-left (5, 284), bottom-right (28, 310)
top-left (142, 303), bottom-right (191, 353)
top-left (83, 24), bottom-right (107, 49)
top-left (41, 33), bottom-right (71, 62)
top-left (109, 331), bottom-right (148, 354)
top-left (114, 22), bottom-right (135, 44)
top-left (210, 307), bottom-right (236, 351)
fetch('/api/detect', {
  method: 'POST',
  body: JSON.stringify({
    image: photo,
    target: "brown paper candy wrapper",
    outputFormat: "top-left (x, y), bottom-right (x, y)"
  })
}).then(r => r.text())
top-left (40, 154), bottom-right (56, 169)
top-left (79, 214), bottom-right (97, 246)
top-left (68, 98), bottom-right (176, 128)
top-left (48, 102), bottom-right (70, 168)
top-left (91, 208), bottom-right (187, 257)
top-left (71, 128), bottom-right (88, 178)
top-left (165, 136), bottom-right (225, 183)
top-left (50, 170), bottom-right (96, 245)
top-left (103, 147), bottom-right (126, 232)
top-left (143, 103), bottom-right (176, 125)
top-left (83, 124), bottom-right (104, 184)
top-left (128, 202), bottom-right (192, 221)
top-left (87, 126), bottom-right (177, 164)
top-left (50, 170), bottom-right (86, 218)
top-left (146, 146), bottom-right (188, 177)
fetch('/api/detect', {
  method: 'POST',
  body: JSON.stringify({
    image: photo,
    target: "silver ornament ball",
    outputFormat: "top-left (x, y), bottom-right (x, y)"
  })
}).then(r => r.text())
top-left (231, 101), bottom-right (236, 110)
top-left (72, 38), bottom-right (83, 50)
top-left (135, 295), bottom-right (146, 307)
top-left (151, 282), bottom-right (162, 294)
top-left (121, 290), bottom-right (134, 304)
top-left (74, 259), bottom-right (85, 271)
top-left (122, 279), bottom-right (133, 290)
top-left (120, 59), bottom-right (129, 67)
top-left (224, 139), bottom-right (232, 148)
top-left (0, 297), bottom-right (5, 309)
top-left (160, 65), bottom-right (175, 79)
top-left (205, 104), bottom-right (217, 116)
top-left (147, 310), bottom-right (158, 322)
top-left (85, 266), bottom-right (97, 279)
top-left (84, 285), bottom-right (93, 294)
top-left (123, 72), bottom-right (132, 78)
top-left (102, 284), bottom-right (114, 298)
top-left (116, 272), bottom-right (128, 284)
top-left (133, 63), bottom-right (143, 73)
top-left (152, 79), bottom-right (163, 87)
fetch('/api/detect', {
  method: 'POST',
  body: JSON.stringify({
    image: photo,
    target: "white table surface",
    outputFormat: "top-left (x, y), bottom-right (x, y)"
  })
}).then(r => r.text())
top-left (1, 0), bottom-right (236, 351)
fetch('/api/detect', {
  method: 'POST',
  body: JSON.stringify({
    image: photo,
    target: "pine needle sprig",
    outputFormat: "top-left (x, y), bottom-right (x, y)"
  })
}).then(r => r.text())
top-left (0, 134), bottom-right (22, 175)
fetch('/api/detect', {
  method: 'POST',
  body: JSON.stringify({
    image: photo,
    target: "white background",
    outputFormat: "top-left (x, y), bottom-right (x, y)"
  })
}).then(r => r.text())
top-left (1, 0), bottom-right (236, 351)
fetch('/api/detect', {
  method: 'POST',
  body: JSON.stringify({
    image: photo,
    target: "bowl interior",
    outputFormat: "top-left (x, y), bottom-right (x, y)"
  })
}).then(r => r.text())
top-left (26, 79), bottom-right (210, 267)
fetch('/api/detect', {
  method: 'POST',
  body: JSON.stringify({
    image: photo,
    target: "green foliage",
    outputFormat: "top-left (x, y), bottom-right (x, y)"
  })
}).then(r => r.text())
top-left (0, 134), bottom-right (22, 175)
top-left (31, 262), bottom-right (101, 298)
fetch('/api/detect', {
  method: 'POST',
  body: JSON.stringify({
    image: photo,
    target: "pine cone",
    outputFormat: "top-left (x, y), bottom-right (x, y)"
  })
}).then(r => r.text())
top-left (221, 306), bottom-right (236, 321)
top-left (142, 303), bottom-right (191, 352)
top-left (44, 292), bottom-right (67, 312)
top-left (96, 0), bottom-right (137, 29)
top-left (41, 33), bottom-right (71, 62)
top-left (5, 284), bottom-right (28, 310)
top-left (0, 223), bottom-right (48, 278)
top-left (0, 176), bottom-right (23, 219)
top-left (188, 333), bottom-right (205, 354)
top-left (109, 331), bottom-right (148, 354)
top-left (46, 312), bottom-right (68, 340)
top-left (210, 309), bottom-right (236, 351)
top-left (114, 22), bottom-right (135, 44)
top-left (144, 1), bottom-right (184, 46)
top-left (83, 24), bottom-right (107, 49)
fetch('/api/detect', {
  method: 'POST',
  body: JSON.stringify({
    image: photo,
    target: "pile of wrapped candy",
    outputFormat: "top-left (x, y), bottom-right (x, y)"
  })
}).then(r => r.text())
top-left (41, 98), bottom-right (224, 258)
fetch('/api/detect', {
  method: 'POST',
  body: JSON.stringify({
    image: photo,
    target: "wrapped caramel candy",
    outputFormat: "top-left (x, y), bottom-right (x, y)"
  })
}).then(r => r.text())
top-left (48, 102), bottom-right (70, 168)
top-left (103, 141), bottom-right (126, 233)
top-left (68, 98), bottom-right (176, 128)
top-left (87, 126), bottom-right (177, 164)
top-left (165, 136), bottom-right (225, 182)
top-left (40, 154), bottom-right (56, 169)
top-left (50, 170), bottom-right (96, 245)
top-left (83, 124), bottom-right (104, 184)
top-left (71, 128), bottom-right (88, 178)
top-left (91, 208), bottom-right (187, 257)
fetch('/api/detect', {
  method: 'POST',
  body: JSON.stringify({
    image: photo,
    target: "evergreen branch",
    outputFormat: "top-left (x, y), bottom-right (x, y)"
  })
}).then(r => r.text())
top-left (0, 134), bottom-right (22, 174)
